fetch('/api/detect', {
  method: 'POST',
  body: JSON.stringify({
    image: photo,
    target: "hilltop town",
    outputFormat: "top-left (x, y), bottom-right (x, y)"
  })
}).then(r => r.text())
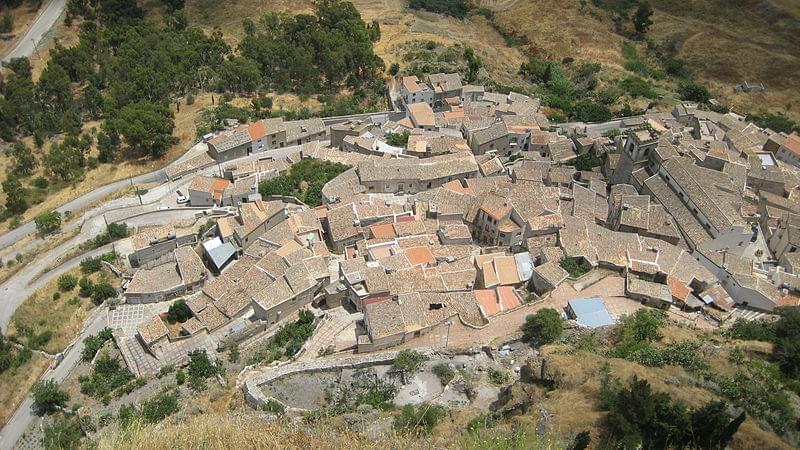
top-left (4, 70), bottom-right (800, 448)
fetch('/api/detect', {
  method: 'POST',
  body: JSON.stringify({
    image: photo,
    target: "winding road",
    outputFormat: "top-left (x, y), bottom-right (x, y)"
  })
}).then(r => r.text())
top-left (1, 0), bottom-right (67, 63)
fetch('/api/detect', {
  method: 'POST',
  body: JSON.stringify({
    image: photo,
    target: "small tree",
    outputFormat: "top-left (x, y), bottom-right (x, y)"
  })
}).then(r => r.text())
top-left (393, 350), bottom-right (428, 375)
top-left (166, 299), bottom-right (192, 323)
top-left (32, 380), bottom-right (69, 414)
top-left (632, 1), bottom-right (654, 37)
top-left (91, 281), bottom-right (117, 304)
top-left (0, 9), bottom-right (13, 34)
top-left (35, 211), bottom-right (62, 235)
top-left (389, 62), bottom-right (400, 76)
top-left (521, 308), bottom-right (563, 347)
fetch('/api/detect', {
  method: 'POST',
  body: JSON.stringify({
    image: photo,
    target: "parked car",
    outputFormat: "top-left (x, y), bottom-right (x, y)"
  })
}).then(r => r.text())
top-left (176, 195), bottom-right (189, 204)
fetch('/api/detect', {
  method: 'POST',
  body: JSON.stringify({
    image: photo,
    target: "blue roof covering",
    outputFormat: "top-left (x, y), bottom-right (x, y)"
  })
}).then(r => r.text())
top-left (568, 296), bottom-right (615, 329)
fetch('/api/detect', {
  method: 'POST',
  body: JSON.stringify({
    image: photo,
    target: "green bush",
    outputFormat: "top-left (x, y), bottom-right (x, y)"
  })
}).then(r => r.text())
top-left (187, 350), bottom-right (224, 391)
top-left (80, 257), bottom-right (102, 274)
top-left (678, 80), bottom-right (710, 103)
top-left (35, 211), bottom-right (62, 235)
top-left (619, 76), bottom-right (657, 98)
top-left (611, 309), bottom-right (666, 358)
top-left (626, 340), bottom-right (706, 370)
top-left (175, 369), bottom-right (185, 385)
top-left (140, 390), bottom-right (180, 423)
top-left (91, 281), bottom-right (117, 304)
top-left (42, 417), bottom-right (83, 450)
top-left (394, 404), bottom-right (447, 435)
top-left (433, 363), bottom-right (455, 386)
top-left (521, 308), bottom-right (563, 347)
top-left (408, 0), bottom-right (471, 19)
top-left (0, 333), bottom-right (32, 374)
top-left (264, 399), bottom-right (286, 415)
top-left (559, 256), bottom-right (591, 278)
top-left (488, 368), bottom-right (509, 385)
top-left (774, 306), bottom-right (800, 378)
top-left (57, 274), bottom-right (78, 292)
top-left (726, 319), bottom-right (775, 342)
top-left (78, 277), bottom-right (94, 297)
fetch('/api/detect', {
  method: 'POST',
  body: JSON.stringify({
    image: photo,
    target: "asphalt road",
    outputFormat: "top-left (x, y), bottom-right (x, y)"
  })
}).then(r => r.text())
top-left (0, 169), bottom-right (166, 254)
top-left (0, 308), bottom-right (107, 450)
top-left (1, 0), bottom-right (67, 63)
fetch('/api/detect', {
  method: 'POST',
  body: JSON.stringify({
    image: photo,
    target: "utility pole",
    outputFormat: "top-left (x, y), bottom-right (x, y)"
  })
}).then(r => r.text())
top-left (135, 185), bottom-right (143, 205)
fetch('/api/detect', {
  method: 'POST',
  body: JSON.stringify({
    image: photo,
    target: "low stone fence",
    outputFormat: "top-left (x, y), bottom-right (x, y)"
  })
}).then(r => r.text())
top-left (242, 348), bottom-right (435, 409)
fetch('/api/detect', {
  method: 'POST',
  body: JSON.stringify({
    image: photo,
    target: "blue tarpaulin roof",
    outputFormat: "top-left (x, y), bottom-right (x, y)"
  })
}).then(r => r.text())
top-left (568, 296), bottom-right (615, 329)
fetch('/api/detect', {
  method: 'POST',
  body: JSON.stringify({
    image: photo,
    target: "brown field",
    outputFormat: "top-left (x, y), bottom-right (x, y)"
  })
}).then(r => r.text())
top-left (7, 267), bottom-right (101, 355)
top-left (0, 353), bottom-right (50, 427)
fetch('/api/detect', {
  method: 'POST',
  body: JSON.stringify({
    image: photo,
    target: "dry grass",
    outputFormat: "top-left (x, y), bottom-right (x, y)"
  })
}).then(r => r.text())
top-left (0, 352), bottom-right (50, 426)
top-left (6, 267), bottom-right (100, 354)
top-left (538, 327), bottom-right (794, 449)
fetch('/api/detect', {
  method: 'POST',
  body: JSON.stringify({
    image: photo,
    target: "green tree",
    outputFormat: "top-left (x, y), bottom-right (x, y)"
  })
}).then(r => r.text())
top-left (35, 211), bottom-right (62, 235)
top-left (217, 56), bottom-right (262, 94)
top-left (464, 47), bottom-right (483, 83)
top-left (774, 306), bottom-right (800, 378)
top-left (632, 1), bottom-right (654, 37)
top-left (0, 9), bottom-right (12, 34)
top-left (389, 62), bottom-right (400, 76)
top-left (44, 137), bottom-right (86, 182)
top-left (392, 350), bottom-right (428, 374)
top-left (2, 174), bottom-right (29, 214)
top-left (8, 141), bottom-right (37, 176)
top-left (107, 101), bottom-right (177, 158)
top-left (42, 417), bottom-right (83, 450)
top-left (678, 80), bottom-right (710, 103)
top-left (521, 308), bottom-right (563, 347)
top-left (31, 380), bottom-right (70, 414)
top-left (166, 299), bottom-right (192, 323)
top-left (91, 281), bottom-right (117, 304)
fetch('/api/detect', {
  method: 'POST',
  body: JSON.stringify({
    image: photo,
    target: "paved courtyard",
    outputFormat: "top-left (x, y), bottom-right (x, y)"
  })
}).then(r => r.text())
top-left (108, 301), bottom-right (176, 336)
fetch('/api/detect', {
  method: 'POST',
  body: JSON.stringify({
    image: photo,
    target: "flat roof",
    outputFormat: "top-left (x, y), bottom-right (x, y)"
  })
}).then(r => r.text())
top-left (568, 296), bottom-right (615, 328)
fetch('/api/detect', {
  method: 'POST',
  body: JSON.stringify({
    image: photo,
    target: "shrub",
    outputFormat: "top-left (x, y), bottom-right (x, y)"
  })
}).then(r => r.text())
top-left (42, 417), bottom-right (83, 450)
top-left (393, 350), bottom-right (428, 374)
top-left (394, 404), bottom-right (447, 435)
top-left (560, 256), bottom-right (591, 278)
top-left (611, 309), bottom-right (667, 358)
top-left (433, 363), bottom-right (455, 386)
top-left (774, 306), bottom-right (800, 378)
top-left (263, 399), bottom-right (286, 415)
top-left (408, 0), bottom-right (470, 19)
top-left (601, 375), bottom-right (744, 449)
top-left (33, 177), bottom-right (49, 189)
top-left (140, 390), bottom-right (179, 423)
top-left (521, 308), bottom-right (563, 347)
top-left (78, 277), bottom-right (94, 297)
top-left (626, 340), bottom-right (706, 370)
top-left (175, 369), bottom-right (185, 385)
top-left (228, 345), bottom-right (240, 363)
top-left (32, 380), bottom-right (70, 414)
top-left (80, 257), bottom-right (102, 274)
top-left (57, 274), bottom-right (78, 292)
top-left (488, 368), bottom-right (509, 385)
top-left (726, 319), bottom-right (775, 342)
top-left (619, 76), bottom-right (657, 98)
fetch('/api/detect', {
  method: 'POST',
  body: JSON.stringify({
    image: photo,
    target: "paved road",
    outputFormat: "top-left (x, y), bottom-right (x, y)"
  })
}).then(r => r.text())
top-left (0, 169), bottom-right (166, 254)
top-left (1, 0), bottom-right (67, 63)
top-left (0, 309), bottom-right (107, 450)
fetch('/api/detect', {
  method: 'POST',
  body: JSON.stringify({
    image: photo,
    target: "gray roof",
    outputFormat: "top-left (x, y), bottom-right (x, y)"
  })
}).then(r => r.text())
top-left (472, 122), bottom-right (509, 145)
top-left (203, 237), bottom-right (237, 271)
top-left (569, 296), bottom-right (615, 328)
